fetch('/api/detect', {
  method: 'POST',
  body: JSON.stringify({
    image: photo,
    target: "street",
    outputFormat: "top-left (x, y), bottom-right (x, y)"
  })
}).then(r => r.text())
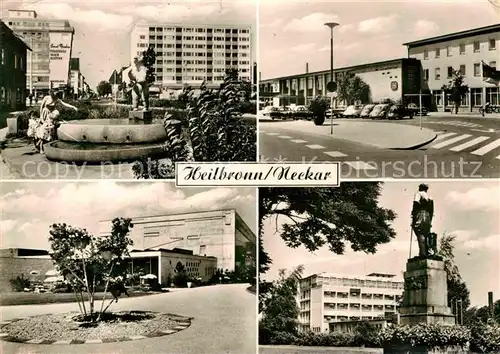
top-left (259, 115), bottom-right (500, 179)
top-left (0, 284), bottom-right (256, 354)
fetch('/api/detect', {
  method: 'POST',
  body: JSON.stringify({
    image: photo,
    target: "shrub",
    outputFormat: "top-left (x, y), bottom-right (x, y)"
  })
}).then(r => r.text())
top-left (10, 275), bottom-right (30, 292)
top-left (379, 324), bottom-right (471, 351)
top-left (469, 321), bottom-right (500, 353)
top-left (308, 96), bottom-right (329, 126)
top-left (173, 272), bottom-right (188, 287)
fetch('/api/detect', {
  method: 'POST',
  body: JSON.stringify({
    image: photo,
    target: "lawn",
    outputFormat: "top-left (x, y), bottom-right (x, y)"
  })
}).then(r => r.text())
top-left (0, 291), bottom-right (161, 306)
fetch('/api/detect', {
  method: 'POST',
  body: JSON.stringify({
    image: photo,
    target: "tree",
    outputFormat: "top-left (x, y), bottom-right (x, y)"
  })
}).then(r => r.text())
top-left (308, 96), bottom-right (329, 126)
top-left (437, 232), bottom-right (471, 312)
top-left (48, 218), bottom-right (133, 322)
top-left (173, 261), bottom-right (188, 287)
top-left (442, 69), bottom-right (468, 114)
top-left (141, 45), bottom-right (156, 85)
top-left (336, 72), bottom-right (371, 106)
top-left (96, 81), bottom-right (112, 97)
top-left (259, 184), bottom-right (397, 267)
top-left (259, 265), bottom-right (303, 344)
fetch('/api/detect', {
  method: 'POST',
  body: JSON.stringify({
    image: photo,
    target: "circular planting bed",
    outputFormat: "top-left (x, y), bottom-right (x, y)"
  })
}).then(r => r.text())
top-left (0, 311), bottom-right (192, 344)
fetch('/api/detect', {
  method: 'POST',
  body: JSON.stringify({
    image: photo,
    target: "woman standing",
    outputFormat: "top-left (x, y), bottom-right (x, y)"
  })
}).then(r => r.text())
top-left (36, 90), bottom-right (78, 154)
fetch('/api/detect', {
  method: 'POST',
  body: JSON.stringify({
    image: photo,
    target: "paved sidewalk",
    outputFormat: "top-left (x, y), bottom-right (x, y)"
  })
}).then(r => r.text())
top-left (428, 112), bottom-right (500, 119)
top-left (260, 345), bottom-right (382, 354)
top-left (262, 119), bottom-right (437, 149)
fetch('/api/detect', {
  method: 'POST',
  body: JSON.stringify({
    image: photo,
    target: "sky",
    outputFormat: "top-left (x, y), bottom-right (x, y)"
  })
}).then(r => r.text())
top-left (1, 0), bottom-right (257, 89)
top-left (261, 181), bottom-right (500, 307)
top-left (0, 182), bottom-right (256, 250)
top-left (259, 0), bottom-right (500, 80)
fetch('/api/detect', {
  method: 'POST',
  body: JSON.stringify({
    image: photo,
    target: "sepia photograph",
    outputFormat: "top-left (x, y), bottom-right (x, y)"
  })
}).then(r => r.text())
top-left (0, 182), bottom-right (257, 353)
top-left (0, 0), bottom-right (257, 180)
top-left (258, 181), bottom-right (500, 353)
top-left (258, 0), bottom-right (500, 179)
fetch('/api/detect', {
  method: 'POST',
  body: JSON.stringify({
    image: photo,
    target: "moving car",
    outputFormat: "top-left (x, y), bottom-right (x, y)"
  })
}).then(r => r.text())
top-left (407, 103), bottom-right (429, 116)
top-left (341, 105), bottom-right (364, 118)
top-left (369, 104), bottom-right (391, 119)
top-left (359, 104), bottom-right (376, 118)
top-left (387, 104), bottom-right (414, 120)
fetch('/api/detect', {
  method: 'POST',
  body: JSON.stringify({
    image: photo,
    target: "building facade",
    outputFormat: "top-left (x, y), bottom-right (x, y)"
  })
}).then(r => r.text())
top-left (298, 273), bottom-right (404, 333)
top-left (0, 20), bottom-right (30, 110)
top-left (404, 24), bottom-right (500, 112)
top-left (6, 10), bottom-right (74, 96)
top-left (130, 23), bottom-right (252, 90)
top-left (259, 58), bottom-right (421, 107)
top-left (127, 249), bottom-right (217, 286)
top-left (98, 209), bottom-right (256, 272)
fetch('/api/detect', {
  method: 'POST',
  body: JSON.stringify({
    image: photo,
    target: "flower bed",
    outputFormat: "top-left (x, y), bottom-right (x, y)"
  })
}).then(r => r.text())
top-left (1, 311), bottom-right (192, 343)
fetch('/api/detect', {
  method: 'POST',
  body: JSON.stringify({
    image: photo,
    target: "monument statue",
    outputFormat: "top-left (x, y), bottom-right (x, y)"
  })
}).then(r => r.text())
top-left (123, 56), bottom-right (149, 112)
top-left (411, 183), bottom-right (437, 257)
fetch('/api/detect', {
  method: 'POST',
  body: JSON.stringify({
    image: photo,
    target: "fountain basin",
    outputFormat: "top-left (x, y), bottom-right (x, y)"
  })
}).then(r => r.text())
top-left (44, 141), bottom-right (166, 164)
top-left (57, 119), bottom-right (167, 144)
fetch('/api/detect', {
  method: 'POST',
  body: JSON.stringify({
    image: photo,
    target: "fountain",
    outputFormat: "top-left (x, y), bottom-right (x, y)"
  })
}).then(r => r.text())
top-left (45, 58), bottom-right (176, 164)
top-left (44, 116), bottom-right (170, 164)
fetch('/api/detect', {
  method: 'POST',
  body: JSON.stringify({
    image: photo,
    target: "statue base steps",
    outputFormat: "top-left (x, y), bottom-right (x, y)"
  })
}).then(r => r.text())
top-left (129, 110), bottom-right (152, 121)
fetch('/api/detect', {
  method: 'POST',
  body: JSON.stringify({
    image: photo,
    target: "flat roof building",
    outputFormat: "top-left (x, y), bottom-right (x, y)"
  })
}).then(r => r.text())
top-left (98, 209), bottom-right (256, 272)
top-left (404, 23), bottom-right (500, 112)
top-left (6, 10), bottom-right (75, 95)
top-left (130, 23), bottom-right (253, 90)
top-left (298, 272), bottom-right (404, 333)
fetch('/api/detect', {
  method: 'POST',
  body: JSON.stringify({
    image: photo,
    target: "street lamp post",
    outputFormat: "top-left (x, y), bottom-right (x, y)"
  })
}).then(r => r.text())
top-left (325, 22), bottom-right (339, 135)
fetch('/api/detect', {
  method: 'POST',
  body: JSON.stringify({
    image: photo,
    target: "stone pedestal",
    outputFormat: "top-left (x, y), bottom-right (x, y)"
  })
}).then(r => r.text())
top-left (129, 110), bottom-right (152, 121)
top-left (399, 257), bottom-right (456, 326)
top-left (6, 118), bottom-right (18, 135)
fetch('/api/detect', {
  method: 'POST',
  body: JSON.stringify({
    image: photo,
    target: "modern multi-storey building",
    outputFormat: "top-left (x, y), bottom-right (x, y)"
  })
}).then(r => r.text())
top-left (0, 20), bottom-right (31, 110)
top-left (98, 209), bottom-right (256, 272)
top-left (6, 9), bottom-right (74, 96)
top-left (130, 23), bottom-right (252, 91)
top-left (404, 23), bottom-right (500, 112)
top-left (298, 273), bottom-right (404, 333)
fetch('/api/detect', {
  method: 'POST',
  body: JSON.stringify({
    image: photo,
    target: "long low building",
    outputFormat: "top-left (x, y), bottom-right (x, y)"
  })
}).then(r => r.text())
top-left (259, 58), bottom-right (421, 108)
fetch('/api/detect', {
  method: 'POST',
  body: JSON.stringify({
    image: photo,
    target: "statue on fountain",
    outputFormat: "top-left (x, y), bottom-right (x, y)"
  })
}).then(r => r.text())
top-left (411, 183), bottom-right (438, 258)
top-left (123, 56), bottom-right (149, 112)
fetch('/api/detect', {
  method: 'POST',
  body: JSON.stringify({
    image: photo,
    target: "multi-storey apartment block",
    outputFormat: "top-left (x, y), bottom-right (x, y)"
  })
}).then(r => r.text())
top-left (298, 273), bottom-right (404, 333)
top-left (130, 23), bottom-right (252, 90)
top-left (6, 10), bottom-right (74, 96)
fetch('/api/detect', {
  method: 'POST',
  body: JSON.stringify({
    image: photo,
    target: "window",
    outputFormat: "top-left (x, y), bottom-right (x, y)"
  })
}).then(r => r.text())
top-left (447, 46), bottom-right (452, 56)
top-left (423, 50), bottom-right (428, 59)
top-left (459, 65), bottom-right (466, 76)
top-left (435, 48), bottom-right (440, 58)
top-left (472, 87), bottom-right (482, 106)
top-left (490, 61), bottom-right (497, 69)
top-left (459, 43), bottom-right (465, 55)
top-left (473, 41), bottom-right (480, 52)
top-left (489, 38), bottom-right (497, 50)
top-left (447, 66), bottom-right (453, 78)
top-left (1, 49), bottom-right (4, 65)
top-left (474, 63), bottom-right (481, 76)
top-left (435, 67), bottom-right (441, 80)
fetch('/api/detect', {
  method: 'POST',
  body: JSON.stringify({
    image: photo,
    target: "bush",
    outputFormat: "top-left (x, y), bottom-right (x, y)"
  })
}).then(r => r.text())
top-left (10, 275), bottom-right (30, 292)
top-left (239, 101), bottom-right (257, 114)
top-left (379, 324), bottom-right (471, 351)
top-left (173, 272), bottom-right (188, 288)
top-left (308, 96), bottom-right (329, 125)
top-left (469, 321), bottom-right (500, 353)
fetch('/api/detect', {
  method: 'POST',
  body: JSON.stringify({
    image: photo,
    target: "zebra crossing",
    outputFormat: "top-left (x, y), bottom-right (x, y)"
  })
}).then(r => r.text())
top-left (429, 131), bottom-right (500, 159)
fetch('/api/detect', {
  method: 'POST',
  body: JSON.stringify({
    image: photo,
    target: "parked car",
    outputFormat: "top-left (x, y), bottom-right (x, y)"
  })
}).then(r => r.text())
top-left (387, 104), bottom-right (414, 120)
top-left (279, 106), bottom-right (294, 119)
top-left (369, 104), bottom-right (391, 119)
top-left (407, 103), bottom-right (428, 116)
top-left (260, 106), bottom-right (275, 116)
top-left (359, 104), bottom-right (376, 118)
top-left (341, 105), bottom-right (364, 118)
top-left (269, 107), bottom-right (282, 120)
top-left (293, 106), bottom-right (313, 120)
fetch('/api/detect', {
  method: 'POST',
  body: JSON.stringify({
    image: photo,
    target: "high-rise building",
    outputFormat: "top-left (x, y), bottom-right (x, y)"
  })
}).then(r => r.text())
top-left (6, 10), bottom-right (74, 96)
top-left (98, 209), bottom-right (256, 272)
top-left (298, 273), bottom-right (404, 333)
top-left (130, 23), bottom-right (252, 90)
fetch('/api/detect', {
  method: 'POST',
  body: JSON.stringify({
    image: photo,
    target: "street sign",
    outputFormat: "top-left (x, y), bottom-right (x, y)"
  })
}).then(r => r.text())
top-left (327, 81), bottom-right (337, 92)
